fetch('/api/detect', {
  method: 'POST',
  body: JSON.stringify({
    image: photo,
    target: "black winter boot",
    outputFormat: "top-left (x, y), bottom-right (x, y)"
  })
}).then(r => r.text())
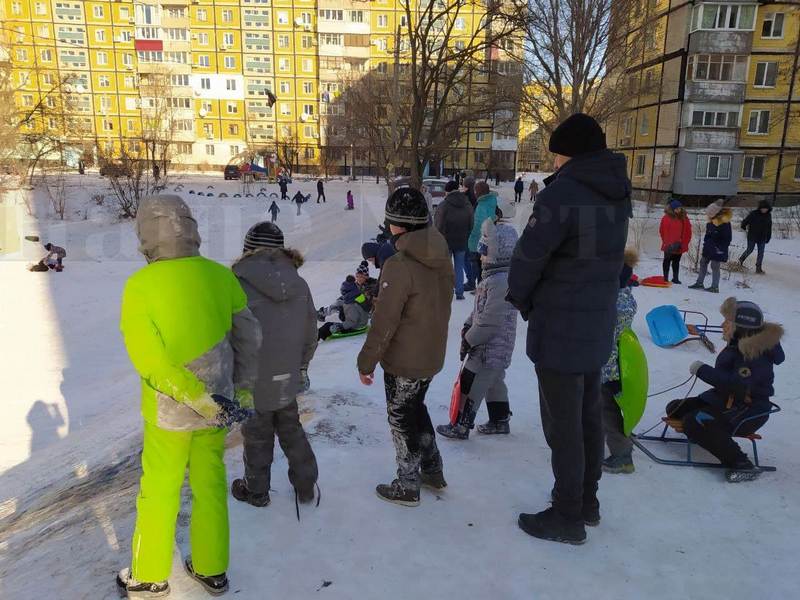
top-left (725, 458), bottom-right (760, 483)
top-left (421, 471), bottom-right (447, 491)
top-left (518, 507), bottom-right (587, 545)
top-left (184, 557), bottom-right (229, 596)
top-left (477, 417), bottom-right (510, 435)
top-left (375, 479), bottom-right (420, 507)
top-left (436, 398), bottom-right (476, 440)
top-left (116, 568), bottom-right (169, 598)
top-left (231, 478), bottom-right (270, 507)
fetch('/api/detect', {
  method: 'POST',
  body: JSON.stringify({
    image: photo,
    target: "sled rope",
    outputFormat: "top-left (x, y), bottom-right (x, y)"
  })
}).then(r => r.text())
top-left (636, 375), bottom-right (699, 437)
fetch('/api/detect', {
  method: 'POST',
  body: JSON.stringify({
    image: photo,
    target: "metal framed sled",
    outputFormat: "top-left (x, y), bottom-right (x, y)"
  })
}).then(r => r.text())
top-left (632, 402), bottom-right (781, 472)
top-left (646, 305), bottom-right (723, 353)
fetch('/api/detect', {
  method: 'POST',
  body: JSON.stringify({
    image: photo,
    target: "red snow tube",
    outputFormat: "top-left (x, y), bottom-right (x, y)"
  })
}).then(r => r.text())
top-left (641, 275), bottom-right (672, 288)
top-left (449, 369), bottom-right (463, 425)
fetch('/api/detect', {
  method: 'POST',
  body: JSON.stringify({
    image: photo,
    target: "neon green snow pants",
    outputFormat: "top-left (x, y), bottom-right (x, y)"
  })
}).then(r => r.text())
top-left (131, 422), bottom-right (229, 583)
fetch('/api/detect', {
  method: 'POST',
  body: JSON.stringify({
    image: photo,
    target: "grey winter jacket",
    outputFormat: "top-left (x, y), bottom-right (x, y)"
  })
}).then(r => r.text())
top-left (508, 150), bottom-right (631, 373)
top-left (233, 247), bottom-right (318, 412)
top-left (464, 266), bottom-right (518, 370)
top-left (329, 297), bottom-right (370, 331)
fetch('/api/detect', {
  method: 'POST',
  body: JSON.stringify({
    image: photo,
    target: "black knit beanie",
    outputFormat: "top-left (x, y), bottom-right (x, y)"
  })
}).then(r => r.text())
top-left (548, 113), bottom-right (607, 157)
top-left (385, 187), bottom-right (429, 229)
top-left (243, 221), bottom-right (284, 252)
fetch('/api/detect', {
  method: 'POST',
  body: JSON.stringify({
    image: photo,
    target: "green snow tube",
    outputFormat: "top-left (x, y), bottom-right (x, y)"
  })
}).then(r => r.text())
top-left (616, 328), bottom-right (649, 436)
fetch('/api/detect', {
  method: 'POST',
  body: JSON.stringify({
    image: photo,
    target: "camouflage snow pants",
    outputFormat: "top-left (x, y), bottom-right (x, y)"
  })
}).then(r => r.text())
top-left (383, 373), bottom-right (443, 491)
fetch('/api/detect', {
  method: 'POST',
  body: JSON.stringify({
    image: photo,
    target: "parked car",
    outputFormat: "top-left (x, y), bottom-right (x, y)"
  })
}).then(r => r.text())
top-left (224, 164), bottom-right (241, 180)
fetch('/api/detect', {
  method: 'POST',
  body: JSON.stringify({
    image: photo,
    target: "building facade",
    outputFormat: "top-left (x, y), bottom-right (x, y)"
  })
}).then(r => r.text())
top-left (606, 0), bottom-right (800, 205)
top-left (3, 0), bottom-right (520, 176)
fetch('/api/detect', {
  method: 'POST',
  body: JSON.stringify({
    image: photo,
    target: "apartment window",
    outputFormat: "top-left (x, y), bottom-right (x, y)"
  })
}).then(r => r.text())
top-left (171, 74), bottom-right (189, 87)
top-left (40, 49), bottom-right (53, 62)
top-left (198, 33), bottom-right (209, 45)
top-left (167, 29), bottom-right (188, 41)
top-left (377, 14), bottom-right (388, 28)
top-left (754, 62), bottom-right (778, 88)
top-left (166, 7), bottom-right (185, 19)
top-left (121, 31), bottom-right (132, 42)
top-left (691, 3), bottom-right (756, 31)
top-left (127, 119), bottom-right (136, 131)
top-left (228, 124), bottom-right (239, 135)
top-left (303, 104), bottom-right (314, 115)
top-left (175, 142), bottom-right (192, 155)
top-left (455, 18), bottom-right (465, 30)
top-left (302, 59), bottom-right (313, 72)
top-left (319, 9), bottom-right (344, 21)
top-left (122, 53), bottom-right (133, 66)
top-left (455, 40), bottom-right (465, 51)
top-left (21, 94), bottom-right (33, 107)
top-left (168, 97), bottom-right (191, 109)
top-left (165, 51), bottom-right (188, 64)
top-left (321, 33), bottom-right (343, 46)
top-left (96, 51), bottom-right (109, 66)
top-left (197, 9), bottom-right (208, 22)
top-left (102, 120), bottom-right (114, 132)
top-left (39, 25), bottom-right (50, 37)
top-left (222, 9), bottom-right (234, 23)
top-left (200, 77), bottom-right (211, 90)
top-left (304, 125), bottom-right (315, 137)
top-left (761, 13), bottom-right (784, 38)
top-left (475, 132), bottom-right (486, 142)
top-left (223, 33), bottom-right (235, 46)
top-left (742, 156), bottom-right (765, 180)
top-left (279, 81), bottom-right (290, 94)
top-left (35, 2), bottom-right (47, 15)
top-left (696, 154), bottom-right (731, 179)
top-left (401, 15), bottom-right (408, 27)
top-left (95, 29), bottom-right (106, 42)
top-left (93, 5), bottom-right (104, 18)
top-left (226, 102), bottom-right (238, 114)
top-left (279, 58), bottom-right (290, 72)
top-left (303, 82), bottom-right (313, 94)
top-left (206, 144), bottom-right (215, 156)
top-left (639, 113), bottom-right (650, 135)
top-left (302, 35), bottom-right (313, 49)
top-left (202, 101), bottom-right (212, 113)
top-left (100, 96), bottom-right (112, 111)
top-left (198, 55), bottom-right (210, 67)
top-left (691, 110), bottom-right (739, 128)
top-left (135, 4), bottom-right (156, 24)
top-left (224, 56), bottom-right (236, 69)
top-left (747, 110), bottom-right (770, 134)
top-left (226, 79), bottom-right (237, 91)
top-left (98, 75), bottom-right (110, 87)
top-left (280, 103), bottom-right (291, 116)
top-left (300, 12), bottom-right (312, 24)
top-left (305, 147), bottom-right (315, 159)
top-left (635, 155), bottom-right (646, 176)
top-left (687, 54), bottom-right (748, 82)
top-left (278, 34), bottom-right (290, 48)
top-left (123, 75), bottom-right (135, 88)
top-left (377, 61), bottom-right (388, 74)
top-left (204, 123), bottom-right (214, 136)
top-left (11, 1), bottom-right (21, 15)
top-left (376, 38), bottom-right (387, 51)
top-left (16, 48), bottom-right (28, 62)
top-left (230, 145), bottom-right (241, 156)
top-left (45, 96), bottom-right (56, 108)
top-left (350, 10), bottom-right (364, 22)
top-left (42, 73), bottom-right (54, 85)
top-left (278, 11), bottom-right (289, 24)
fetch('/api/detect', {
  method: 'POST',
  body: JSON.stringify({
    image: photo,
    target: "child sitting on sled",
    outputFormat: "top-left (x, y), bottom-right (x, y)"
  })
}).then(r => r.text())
top-left (666, 297), bottom-right (784, 482)
top-left (317, 262), bottom-right (374, 340)
top-left (436, 203), bottom-right (519, 439)
top-left (601, 249), bottom-right (639, 474)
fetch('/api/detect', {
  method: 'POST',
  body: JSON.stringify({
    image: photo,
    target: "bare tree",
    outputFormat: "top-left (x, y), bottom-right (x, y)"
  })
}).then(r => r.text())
top-left (275, 130), bottom-right (301, 178)
top-left (518, 0), bottom-right (650, 135)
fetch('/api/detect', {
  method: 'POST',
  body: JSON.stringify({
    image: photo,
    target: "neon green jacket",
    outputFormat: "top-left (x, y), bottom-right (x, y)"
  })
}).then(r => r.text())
top-left (120, 195), bottom-right (261, 431)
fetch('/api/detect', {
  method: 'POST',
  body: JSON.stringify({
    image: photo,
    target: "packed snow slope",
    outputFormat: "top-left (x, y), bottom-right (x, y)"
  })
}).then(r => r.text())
top-left (1, 174), bottom-right (798, 599)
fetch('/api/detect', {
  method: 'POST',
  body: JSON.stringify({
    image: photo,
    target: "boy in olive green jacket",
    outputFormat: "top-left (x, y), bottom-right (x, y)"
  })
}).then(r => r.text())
top-left (117, 195), bottom-right (260, 598)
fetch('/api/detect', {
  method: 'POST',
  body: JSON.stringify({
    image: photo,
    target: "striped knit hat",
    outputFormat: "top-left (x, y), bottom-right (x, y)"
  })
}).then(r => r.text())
top-left (243, 221), bottom-right (284, 252)
top-left (385, 187), bottom-right (429, 229)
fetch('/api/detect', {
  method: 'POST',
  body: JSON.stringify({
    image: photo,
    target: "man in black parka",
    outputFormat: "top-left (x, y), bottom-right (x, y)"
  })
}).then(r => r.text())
top-left (507, 113), bottom-right (631, 545)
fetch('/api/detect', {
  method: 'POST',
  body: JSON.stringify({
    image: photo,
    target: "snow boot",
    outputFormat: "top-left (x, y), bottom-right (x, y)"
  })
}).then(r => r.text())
top-left (437, 398), bottom-right (476, 440)
top-left (756, 267), bottom-right (765, 275)
top-left (116, 568), bottom-right (169, 599)
top-left (420, 471), bottom-right (447, 491)
top-left (183, 557), bottom-right (229, 596)
top-left (550, 489), bottom-right (600, 527)
top-left (671, 278), bottom-right (681, 285)
top-left (231, 478), bottom-right (270, 507)
top-left (375, 479), bottom-right (420, 507)
top-left (688, 282), bottom-right (704, 290)
top-left (518, 507), bottom-right (586, 545)
top-left (476, 417), bottom-right (510, 435)
top-left (602, 454), bottom-right (635, 474)
top-left (725, 459), bottom-right (760, 483)
top-left (705, 286), bottom-right (719, 293)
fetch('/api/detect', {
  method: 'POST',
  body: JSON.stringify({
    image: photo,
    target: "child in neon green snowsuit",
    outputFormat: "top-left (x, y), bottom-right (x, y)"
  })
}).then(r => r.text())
top-left (118, 195), bottom-right (261, 596)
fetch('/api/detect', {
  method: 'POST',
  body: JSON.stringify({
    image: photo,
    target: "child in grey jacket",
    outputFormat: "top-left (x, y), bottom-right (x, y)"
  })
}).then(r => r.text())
top-left (437, 207), bottom-right (519, 439)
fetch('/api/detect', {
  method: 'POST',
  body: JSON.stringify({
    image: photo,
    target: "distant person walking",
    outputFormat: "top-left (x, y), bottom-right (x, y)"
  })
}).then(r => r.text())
top-left (293, 191), bottom-right (305, 216)
top-left (317, 179), bottom-right (326, 203)
top-left (529, 179), bottom-right (539, 202)
top-left (268, 201), bottom-right (280, 223)
top-left (514, 177), bottom-right (524, 203)
top-left (494, 172), bottom-right (501, 186)
top-left (739, 200), bottom-right (772, 274)
top-left (435, 180), bottom-right (474, 300)
top-left (279, 177), bottom-right (289, 201)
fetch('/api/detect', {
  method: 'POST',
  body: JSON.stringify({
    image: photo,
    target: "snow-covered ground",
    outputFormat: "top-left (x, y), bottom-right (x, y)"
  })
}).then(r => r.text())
top-left (1, 174), bottom-right (799, 599)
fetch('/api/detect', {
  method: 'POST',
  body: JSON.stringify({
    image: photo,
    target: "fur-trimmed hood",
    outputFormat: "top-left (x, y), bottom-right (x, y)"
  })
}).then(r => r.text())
top-left (232, 247), bottom-right (307, 303)
top-left (711, 207), bottom-right (733, 226)
top-left (624, 247), bottom-right (639, 268)
top-left (720, 297), bottom-right (784, 361)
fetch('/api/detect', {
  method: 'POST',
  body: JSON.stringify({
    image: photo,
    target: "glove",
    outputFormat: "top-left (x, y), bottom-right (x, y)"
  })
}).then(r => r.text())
top-left (461, 324), bottom-right (470, 340)
top-left (460, 339), bottom-right (471, 362)
top-left (234, 389), bottom-right (254, 410)
top-left (316, 307), bottom-right (328, 322)
top-left (300, 368), bottom-right (310, 393)
top-left (689, 361), bottom-right (705, 376)
top-left (212, 394), bottom-right (255, 428)
top-left (186, 392), bottom-right (221, 421)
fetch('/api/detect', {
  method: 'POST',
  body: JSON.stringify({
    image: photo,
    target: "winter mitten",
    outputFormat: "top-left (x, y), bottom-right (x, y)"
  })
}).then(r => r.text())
top-left (234, 389), bottom-right (255, 410)
top-left (459, 339), bottom-right (471, 362)
top-left (187, 392), bottom-right (222, 421)
top-left (300, 368), bottom-right (310, 393)
top-left (316, 307), bottom-right (328, 322)
top-left (212, 394), bottom-right (254, 428)
top-left (689, 360), bottom-right (705, 376)
top-left (461, 324), bottom-right (471, 340)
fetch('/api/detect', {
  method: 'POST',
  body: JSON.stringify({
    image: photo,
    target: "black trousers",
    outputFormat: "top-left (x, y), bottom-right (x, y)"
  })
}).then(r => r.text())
top-left (317, 192), bottom-right (326, 203)
top-left (384, 373), bottom-right (442, 490)
top-left (241, 399), bottom-right (318, 495)
top-left (666, 398), bottom-right (767, 466)
top-left (662, 252), bottom-right (681, 280)
top-left (536, 367), bottom-right (603, 521)
top-left (514, 191), bottom-right (522, 202)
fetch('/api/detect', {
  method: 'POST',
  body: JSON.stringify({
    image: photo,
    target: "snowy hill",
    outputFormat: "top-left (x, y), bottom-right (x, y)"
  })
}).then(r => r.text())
top-left (1, 174), bottom-right (798, 599)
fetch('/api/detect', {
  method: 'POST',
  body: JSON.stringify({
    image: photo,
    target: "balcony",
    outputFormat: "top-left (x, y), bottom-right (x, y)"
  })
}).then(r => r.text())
top-left (688, 31), bottom-right (753, 55)
top-left (685, 81), bottom-right (746, 103)
top-left (682, 128), bottom-right (740, 151)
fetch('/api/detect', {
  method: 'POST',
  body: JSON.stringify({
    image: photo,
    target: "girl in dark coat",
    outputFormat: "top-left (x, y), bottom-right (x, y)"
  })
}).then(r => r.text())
top-left (738, 200), bottom-right (772, 274)
top-left (666, 298), bottom-right (784, 482)
top-left (690, 200), bottom-right (732, 293)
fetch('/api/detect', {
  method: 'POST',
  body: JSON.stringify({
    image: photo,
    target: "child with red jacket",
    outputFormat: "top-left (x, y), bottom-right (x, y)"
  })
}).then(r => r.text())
top-left (659, 199), bottom-right (692, 284)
